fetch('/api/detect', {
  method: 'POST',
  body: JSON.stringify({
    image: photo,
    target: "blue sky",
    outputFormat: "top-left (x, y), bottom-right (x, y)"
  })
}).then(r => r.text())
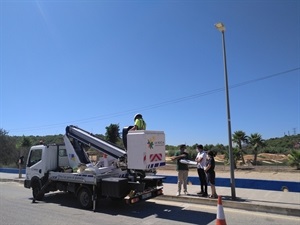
top-left (1, 0), bottom-right (299, 146)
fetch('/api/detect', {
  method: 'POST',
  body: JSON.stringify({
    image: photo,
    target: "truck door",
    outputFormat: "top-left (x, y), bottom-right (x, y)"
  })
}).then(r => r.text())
top-left (26, 147), bottom-right (44, 179)
top-left (58, 147), bottom-right (69, 168)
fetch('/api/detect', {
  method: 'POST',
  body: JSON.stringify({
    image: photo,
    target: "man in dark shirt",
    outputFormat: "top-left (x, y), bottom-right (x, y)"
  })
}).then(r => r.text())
top-left (171, 144), bottom-right (189, 196)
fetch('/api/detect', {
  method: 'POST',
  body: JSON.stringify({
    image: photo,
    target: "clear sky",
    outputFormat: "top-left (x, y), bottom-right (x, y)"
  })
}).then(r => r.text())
top-left (1, 0), bottom-right (299, 146)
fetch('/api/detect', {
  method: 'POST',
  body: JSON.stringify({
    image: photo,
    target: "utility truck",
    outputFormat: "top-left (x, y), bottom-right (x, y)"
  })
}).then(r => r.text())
top-left (24, 125), bottom-right (165, 211)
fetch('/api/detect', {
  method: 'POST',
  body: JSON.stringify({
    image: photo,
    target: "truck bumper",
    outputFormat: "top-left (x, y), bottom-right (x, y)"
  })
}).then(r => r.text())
top-left (124, 187), bottom-right (163, 204)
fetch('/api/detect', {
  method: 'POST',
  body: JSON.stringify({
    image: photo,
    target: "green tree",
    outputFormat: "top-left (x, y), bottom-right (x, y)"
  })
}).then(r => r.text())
top-left (224, 147), bottom-right (240, 169)
top-left (288, 150), bottom-right (300, 169)
top-left (0, 129), bottom-right (17, 165)
top-left (232, 130), bottom-right (249, 164)
top-left (21, 136), bottom-right (31, 147)
top-left (18, 136), bottom-right (32, 164)
top-left (248, 133), bottom-right (265, 165)
top-left (105, 124), bottom-right (120, 144)
top-left (214, 143), bottom-right (227, 154)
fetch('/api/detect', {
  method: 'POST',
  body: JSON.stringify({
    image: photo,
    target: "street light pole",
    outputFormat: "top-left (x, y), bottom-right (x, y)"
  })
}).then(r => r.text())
top-left (215, 22), bottom-right (236, 199)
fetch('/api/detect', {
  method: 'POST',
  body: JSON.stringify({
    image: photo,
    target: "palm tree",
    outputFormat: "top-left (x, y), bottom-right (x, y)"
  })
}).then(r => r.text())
top-left (232, 130), bottom-right (249, 165)
top-left (248, 133), bottom-right (265, 165)
top-left (288, 150), bottom-right (300, 170)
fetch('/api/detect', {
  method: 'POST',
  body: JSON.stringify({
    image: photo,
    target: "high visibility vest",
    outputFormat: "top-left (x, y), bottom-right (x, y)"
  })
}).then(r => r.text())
top-left (135, 118), bottom-right (146, 130)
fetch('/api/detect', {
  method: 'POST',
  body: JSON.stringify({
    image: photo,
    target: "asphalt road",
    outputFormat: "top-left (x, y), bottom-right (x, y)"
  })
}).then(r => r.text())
top-left (0, 182), bottom-right (299, 225)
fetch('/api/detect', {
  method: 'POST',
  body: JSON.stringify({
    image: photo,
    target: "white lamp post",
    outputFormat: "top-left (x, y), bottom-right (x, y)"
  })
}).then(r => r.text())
top-left (215, 22), bottom-right (236, 199)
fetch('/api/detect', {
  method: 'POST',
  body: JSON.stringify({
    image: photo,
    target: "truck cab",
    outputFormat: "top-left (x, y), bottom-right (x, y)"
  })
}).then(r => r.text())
top-left (24, 144), bottom-right (69, 197)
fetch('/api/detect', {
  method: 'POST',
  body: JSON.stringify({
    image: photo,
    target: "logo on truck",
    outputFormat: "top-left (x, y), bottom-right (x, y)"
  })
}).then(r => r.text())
top-left (147, 137), bottom-right (155, 149)
top-left (147, 136), bottom-right (165, 150)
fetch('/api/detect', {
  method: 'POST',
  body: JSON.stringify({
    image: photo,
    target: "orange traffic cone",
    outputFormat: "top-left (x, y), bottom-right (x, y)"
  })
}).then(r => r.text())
top-left (216, 195), bottom-right (227, 225)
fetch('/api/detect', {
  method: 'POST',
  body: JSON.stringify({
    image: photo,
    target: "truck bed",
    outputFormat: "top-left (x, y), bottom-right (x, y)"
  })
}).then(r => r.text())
top-left (48, 170), bottom-right (122, 185)
top-left (48, 171), bottom-right (165, 186)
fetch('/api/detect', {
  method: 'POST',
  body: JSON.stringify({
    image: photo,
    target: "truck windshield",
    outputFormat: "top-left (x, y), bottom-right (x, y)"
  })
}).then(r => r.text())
top-left (27, 149), bottom-right (42, 167)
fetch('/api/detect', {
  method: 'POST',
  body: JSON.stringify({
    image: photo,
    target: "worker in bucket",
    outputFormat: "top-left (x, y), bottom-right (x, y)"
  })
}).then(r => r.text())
top-left (131, 113), bottom-right (146, 130)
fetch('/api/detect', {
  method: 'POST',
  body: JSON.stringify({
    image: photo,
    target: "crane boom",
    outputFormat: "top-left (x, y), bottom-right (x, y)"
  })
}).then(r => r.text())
top-left (66, 125), bottom-right (126, 160)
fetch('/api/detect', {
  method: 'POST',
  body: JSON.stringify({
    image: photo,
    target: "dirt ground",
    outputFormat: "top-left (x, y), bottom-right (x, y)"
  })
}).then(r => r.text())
top-left (167, 153), bottom-right (290, 165)
top-left (160, 153), bottom-right (300, 182)
top-left (215, 153), bottom-right (289, 165)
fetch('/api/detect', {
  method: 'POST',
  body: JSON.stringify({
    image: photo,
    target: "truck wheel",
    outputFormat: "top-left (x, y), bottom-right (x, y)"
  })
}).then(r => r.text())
top-left (32, 183), bottom-right (44, 200)
top-left (77, 187), bottom-right (92, 209)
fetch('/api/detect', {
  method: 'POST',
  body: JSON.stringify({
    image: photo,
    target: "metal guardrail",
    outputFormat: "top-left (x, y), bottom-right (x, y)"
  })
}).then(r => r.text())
top-left (162, 175), bottom-right (300, 193)
top-left (0, 168), bottom-right (25, 174)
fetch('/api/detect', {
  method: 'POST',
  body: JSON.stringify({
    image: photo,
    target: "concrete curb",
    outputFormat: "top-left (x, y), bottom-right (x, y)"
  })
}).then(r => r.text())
top-left (157, 195), bottom-right (300, 217)
top-left (0, 178), bottom-right (25, 184)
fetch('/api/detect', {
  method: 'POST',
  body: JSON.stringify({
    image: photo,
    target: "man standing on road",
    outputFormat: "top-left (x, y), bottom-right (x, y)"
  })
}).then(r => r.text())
top-left (171, 144), bottom-right (189, 196)
top-left (195, 144), bottom-right (208, 197)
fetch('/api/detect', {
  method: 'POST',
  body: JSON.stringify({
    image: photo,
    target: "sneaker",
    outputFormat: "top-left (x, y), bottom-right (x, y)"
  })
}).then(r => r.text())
top-left (176, 192), bottom-right (180, 196)
top-left (201, 193), bottom-right (208, 197)
top-left (197, 191), bottom-right (204, 195)
top-left (184, 191), bottom-right (188, 195)
top-left (211, 194), bottom-right (218, 199)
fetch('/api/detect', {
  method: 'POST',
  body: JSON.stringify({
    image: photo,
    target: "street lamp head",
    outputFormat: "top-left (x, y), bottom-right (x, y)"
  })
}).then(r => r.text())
top-left (215, 22), bottom-right (225, 32)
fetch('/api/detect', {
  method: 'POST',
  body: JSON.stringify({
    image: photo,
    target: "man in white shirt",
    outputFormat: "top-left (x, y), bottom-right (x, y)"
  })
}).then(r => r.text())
top-left (195, 144), bottom-right (208, 197)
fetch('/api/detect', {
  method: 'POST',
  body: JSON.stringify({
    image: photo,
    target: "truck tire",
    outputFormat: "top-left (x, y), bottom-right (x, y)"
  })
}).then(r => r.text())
top-left (77, 187), bottom-right (93, 209)
top-left (32, 183), bottom-right (44, 200)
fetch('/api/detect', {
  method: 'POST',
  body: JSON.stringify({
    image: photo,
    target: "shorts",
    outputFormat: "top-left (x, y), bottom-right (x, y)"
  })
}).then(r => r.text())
top-left (206, 171), bottom-right (215, 185)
